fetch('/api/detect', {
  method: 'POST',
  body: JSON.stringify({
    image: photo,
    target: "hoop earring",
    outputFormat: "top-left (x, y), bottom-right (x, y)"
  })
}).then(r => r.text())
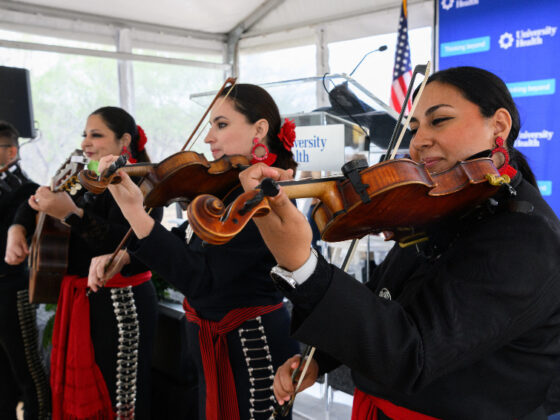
top-left (250, 138), bottom-right (269, 162)
top-left (491, 136), bottom-right (510, 167)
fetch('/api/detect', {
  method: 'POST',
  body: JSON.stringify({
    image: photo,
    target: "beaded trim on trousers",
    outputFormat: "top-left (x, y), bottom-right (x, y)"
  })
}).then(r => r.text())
top-left (239, 316), bottom-right (276, 420)
top-left (16, 289), bottom-right (51, 420)
top-left (111, 287), bottom-right (139, 420)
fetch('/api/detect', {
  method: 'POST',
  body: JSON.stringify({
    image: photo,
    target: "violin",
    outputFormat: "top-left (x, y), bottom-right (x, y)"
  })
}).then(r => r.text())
top-left (186, 156), bottom-right (511, 245)
top-left (78, 151), bottom-right (249, 207)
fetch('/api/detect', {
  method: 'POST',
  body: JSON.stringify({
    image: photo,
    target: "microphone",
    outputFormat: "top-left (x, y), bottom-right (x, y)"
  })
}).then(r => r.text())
top-left (348, 45), bottom-right (388, 77)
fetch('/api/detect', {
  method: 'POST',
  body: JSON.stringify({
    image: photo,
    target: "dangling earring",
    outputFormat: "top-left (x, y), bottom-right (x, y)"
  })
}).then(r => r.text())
top-left (491, 136), bottom-right (509, 167)
top-left (250, 137), bottom-right (269, 163)
top-left (122, 145), bottom-right (131, 159)
top-left (250, 137), bottom-right (278, 166)
top-left (491, 136), bottom-right (517, 178)
top-left (122, 145), bottom-right (137, 163)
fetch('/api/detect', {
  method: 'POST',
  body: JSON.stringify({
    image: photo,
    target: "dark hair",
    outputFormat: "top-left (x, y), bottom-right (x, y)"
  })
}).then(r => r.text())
top-left (419, 66), bottom-right (537, 187)
top-left (219, 84), bottom-right (297, 171)
top-left (0, 120), bottom-right (19, 147)
top-left (90, 106), bottom-right (150, 163)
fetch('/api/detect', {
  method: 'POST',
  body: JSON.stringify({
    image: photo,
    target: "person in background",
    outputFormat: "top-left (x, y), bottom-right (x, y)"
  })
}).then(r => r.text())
top-left (5, 107), bottom-right (162, 420)
top-left (0, 121), bottom-right (50, 419)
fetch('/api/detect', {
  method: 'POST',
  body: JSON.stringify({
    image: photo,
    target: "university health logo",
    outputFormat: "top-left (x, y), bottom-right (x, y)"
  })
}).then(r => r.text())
top-left (441, 0), bottom-right (479, 10)
top-left (499, 26), bottom-right (558, 49)
top-left (441, 0), bottom-right (454, 10)
top-left (499, 33), bottom-right (514, 50)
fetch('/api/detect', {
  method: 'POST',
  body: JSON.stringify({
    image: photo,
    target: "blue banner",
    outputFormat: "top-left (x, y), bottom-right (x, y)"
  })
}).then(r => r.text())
top-left (437, 0), bottom-right (560, 214)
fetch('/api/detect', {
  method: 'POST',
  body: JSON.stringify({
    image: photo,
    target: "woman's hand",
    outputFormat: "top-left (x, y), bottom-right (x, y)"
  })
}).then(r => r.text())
top-left (239, 164), bottom-right (313, 271)
top-left (88, 250), bottom-right (131, 292)
top-left (273, 354), bottom-right (319, 406)
top-left (28, 186), bottom-right (83, 220)
top-left (98, 155), bottom-right (154, 238)
top-left (5, 224), bottom-right (29, 265)
top-left (98, 155), bottom-right (144, 216)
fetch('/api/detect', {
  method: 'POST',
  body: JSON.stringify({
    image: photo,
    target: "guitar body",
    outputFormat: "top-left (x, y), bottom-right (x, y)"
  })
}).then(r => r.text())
top-left (28, 212), bottom-right (71, 303)
top-left (27, 150), bottom-right (87, 303)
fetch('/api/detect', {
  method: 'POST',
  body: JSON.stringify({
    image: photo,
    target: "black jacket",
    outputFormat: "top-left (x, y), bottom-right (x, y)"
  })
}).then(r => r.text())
top-left (283, 174), bottom-right (560, 419)
top-left (129, 187), bottom-right (283, 321)
top-left (0, 165), bottom-right (37, 279)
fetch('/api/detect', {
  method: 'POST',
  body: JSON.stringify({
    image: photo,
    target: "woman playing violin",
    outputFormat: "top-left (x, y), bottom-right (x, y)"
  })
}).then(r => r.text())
top-left (5, 107), bottom-right (162, 420)
top-left (90, 84), bottom-right (300, 420)
top-left (238, 67), bottom-right (560, 419)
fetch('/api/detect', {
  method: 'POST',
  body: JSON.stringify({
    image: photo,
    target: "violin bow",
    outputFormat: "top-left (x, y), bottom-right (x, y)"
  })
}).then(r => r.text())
top-left (181, 77), bottom-right (237, 151)
top-left (273, 62), bottom-right (432, 418)
top-left (88, 78), bottom-right (238, 294)
top-left (272, 240), bottom-right (359, 418)
top-left (385, 61), bottom-right (431, 161)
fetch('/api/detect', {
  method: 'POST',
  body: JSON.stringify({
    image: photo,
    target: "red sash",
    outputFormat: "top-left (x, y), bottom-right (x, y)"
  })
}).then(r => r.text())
top-left (183, 299), bottom-right (283, 420)
top-left (352, 388), bottom-right (440, 420)
top-left (50, 272), bottom-right (151, 420)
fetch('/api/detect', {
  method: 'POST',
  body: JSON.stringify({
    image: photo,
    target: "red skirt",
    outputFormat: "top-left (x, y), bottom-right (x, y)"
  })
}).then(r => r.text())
top-left (50, 272), bottom-right (151, 420)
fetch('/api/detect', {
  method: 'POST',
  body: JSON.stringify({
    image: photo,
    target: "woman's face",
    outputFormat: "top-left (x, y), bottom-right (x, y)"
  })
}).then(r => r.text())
top-left (81, 114), bottom-right (126, 161)
top-left (204, 98), bottom-right (263, 160)
top-left (409, 81), bottom-right (500, 174)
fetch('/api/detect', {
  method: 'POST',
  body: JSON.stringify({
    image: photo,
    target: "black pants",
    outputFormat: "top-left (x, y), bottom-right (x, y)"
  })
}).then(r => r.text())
top-left (0, 277), bottom-right (50, 420)
top-left (88, 280), bottom-right (158, 420)
top-left (187, 305), bottom-right (300, 420)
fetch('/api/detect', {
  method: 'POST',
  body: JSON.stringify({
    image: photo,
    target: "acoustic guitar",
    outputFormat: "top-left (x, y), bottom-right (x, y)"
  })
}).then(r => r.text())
top-left (28, 150), bottom-right (88, 303)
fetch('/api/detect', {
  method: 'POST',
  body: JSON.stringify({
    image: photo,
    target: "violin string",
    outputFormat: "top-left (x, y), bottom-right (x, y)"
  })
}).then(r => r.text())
top-left (389, 61), bottom-right (431, 160)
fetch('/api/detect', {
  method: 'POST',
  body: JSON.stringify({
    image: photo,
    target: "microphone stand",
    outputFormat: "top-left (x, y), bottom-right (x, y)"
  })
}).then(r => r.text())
top-left (348, 45), bottom-right (388, 77)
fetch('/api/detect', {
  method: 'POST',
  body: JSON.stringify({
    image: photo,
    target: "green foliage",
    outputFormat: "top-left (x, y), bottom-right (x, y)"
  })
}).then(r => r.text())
top-left (151, 270), bottom-right (172, 301)
top-left (44, 303), bottom-right (57, 312)
top-left (41, 303), bottom-right (57, 349)
top-left (42, 311), bottom-right (55, 350)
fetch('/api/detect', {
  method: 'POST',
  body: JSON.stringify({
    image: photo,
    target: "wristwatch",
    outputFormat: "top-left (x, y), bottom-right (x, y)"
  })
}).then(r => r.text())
top-left (270, 248), bottom-right (318, 293)
top-left (61, 211), bottom-right (82, 228)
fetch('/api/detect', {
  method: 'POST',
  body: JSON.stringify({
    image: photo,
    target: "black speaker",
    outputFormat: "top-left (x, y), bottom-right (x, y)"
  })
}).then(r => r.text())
top-left (0, 66), bottom-right (36, 138)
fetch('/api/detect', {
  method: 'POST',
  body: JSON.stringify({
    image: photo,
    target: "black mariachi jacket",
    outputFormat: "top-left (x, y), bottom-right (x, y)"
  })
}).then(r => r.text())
top-left (0, 165), bottom-right (38, 280)
top-left (284, 173), bottom-right (560, 420)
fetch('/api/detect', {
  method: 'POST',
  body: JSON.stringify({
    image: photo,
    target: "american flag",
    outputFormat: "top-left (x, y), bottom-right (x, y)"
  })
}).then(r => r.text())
top-left (390, 0), bottom-right (412, 114)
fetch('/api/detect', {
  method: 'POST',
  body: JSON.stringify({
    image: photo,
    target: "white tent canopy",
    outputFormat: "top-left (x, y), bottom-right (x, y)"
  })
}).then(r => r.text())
top-left (0, 0), bottom-right (434, 68)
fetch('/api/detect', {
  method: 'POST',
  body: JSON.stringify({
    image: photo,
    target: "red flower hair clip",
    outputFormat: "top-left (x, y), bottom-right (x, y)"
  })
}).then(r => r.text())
top-left (136, 125), bottom-right (148, 152)
top-left (278, 118), bottom-right (296, 151)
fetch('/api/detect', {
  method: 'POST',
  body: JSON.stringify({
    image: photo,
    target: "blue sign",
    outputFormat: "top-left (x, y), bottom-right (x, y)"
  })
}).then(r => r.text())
top-left (437, 0), bottom-right (560, 215)
top-left (440, 37), bottom-right (490, 57)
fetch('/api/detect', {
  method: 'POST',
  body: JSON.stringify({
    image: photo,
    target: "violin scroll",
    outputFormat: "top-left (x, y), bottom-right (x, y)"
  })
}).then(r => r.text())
top-left (78, 169), bottom-right (123, 194)
top-left (187, 191), bottom-right (272, 245)
top-left (77, 154), bottom-right (129, 194)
